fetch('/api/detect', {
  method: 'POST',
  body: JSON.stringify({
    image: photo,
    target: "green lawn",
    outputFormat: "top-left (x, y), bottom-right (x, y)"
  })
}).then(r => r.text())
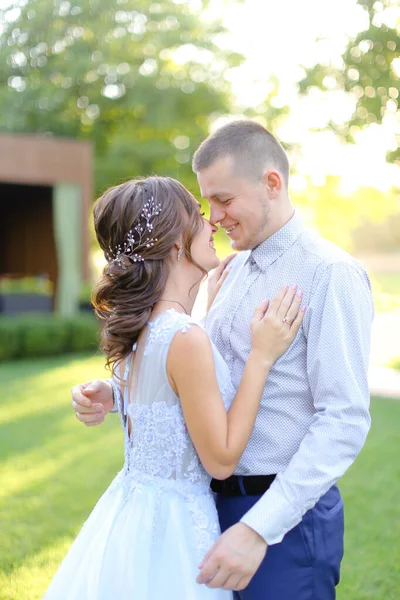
top-left (0, 355), bottom-right (399, 599)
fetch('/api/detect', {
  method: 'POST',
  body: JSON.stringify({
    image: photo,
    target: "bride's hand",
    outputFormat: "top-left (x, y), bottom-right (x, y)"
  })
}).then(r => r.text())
top-left (251, 285), bottom-right (306, 366)
top-left (207, 253), bottom-right (237, 312)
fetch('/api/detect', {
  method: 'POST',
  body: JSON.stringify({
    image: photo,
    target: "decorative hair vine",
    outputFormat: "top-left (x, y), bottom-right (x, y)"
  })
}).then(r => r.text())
top-left (105, 196), bottom-right (162, 268)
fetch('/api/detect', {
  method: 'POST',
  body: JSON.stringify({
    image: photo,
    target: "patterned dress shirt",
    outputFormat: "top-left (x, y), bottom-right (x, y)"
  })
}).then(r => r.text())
top-left (205, 211), bottom-right (374, 545)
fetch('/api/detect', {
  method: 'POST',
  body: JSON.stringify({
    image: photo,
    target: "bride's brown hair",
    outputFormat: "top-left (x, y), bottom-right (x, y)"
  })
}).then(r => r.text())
top-left (92, 176), bottom-right (205, 373)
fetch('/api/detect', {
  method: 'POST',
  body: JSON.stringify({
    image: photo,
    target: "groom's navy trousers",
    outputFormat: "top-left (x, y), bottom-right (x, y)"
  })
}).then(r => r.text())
top-left (216, 484), bottom-right (344, 600)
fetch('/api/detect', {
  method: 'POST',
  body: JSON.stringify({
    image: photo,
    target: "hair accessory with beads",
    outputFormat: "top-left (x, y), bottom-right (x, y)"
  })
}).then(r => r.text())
top-left (105, 196), bottom-right (162, 268)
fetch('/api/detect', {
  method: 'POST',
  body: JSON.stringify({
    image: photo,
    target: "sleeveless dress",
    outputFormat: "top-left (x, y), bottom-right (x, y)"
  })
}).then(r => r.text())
top-left (43, 310), bottom-right (235, 600)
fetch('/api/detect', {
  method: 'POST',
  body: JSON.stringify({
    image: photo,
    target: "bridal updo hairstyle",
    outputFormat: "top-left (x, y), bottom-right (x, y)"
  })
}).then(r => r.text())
top-left (92, 176), bottom-right (206, 373)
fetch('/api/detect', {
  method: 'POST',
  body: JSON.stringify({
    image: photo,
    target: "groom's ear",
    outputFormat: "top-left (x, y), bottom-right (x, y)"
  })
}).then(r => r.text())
top-left (262, 169), bottom-right (282, 198)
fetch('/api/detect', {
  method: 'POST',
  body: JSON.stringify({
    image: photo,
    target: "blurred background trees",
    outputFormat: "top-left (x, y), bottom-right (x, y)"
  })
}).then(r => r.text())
top-left (297, 0), bottom-right (399, 258)
top-left (0, 0), bottom-right (398, 259)
top-left (0, 0), bottom-right (240, 194)
top-left (299, 0), bottom-right (399, 163)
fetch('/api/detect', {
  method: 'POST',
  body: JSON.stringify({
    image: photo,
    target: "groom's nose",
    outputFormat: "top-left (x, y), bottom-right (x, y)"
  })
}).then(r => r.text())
top-left (210, 222), bottom-right (218, 234)
top-left (209, 203), bottom-right (225, 227)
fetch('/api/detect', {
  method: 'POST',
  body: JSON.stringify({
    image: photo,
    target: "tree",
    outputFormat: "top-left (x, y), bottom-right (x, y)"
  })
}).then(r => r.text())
top-left (292, 175), bottom-right (399, 251)
top-left (0, 0), bottom-right (241, 193)
top-left (299, 0), bottom-right (399, 163)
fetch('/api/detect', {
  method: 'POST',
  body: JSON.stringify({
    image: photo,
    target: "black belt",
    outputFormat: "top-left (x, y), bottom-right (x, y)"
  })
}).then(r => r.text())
top-left (211, 474), bottom-right (276, 496)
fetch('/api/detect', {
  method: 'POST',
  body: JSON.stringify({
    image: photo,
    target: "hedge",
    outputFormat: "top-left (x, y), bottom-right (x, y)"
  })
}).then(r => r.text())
top-left (0, 314), bottom-right (101, 362)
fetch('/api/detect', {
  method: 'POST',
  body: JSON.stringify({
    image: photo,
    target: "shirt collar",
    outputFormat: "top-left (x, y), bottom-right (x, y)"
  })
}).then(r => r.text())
top-left (249, 211), bottom-right (304, 271)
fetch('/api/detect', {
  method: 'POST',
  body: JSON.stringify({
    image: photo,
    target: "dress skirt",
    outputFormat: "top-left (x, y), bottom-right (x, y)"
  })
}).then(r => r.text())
top-left (43, 468), bottom-right (232, 600)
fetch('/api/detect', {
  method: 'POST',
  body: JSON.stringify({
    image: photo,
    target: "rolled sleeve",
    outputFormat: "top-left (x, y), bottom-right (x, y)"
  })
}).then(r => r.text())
top-left (109, 377), bottom-right (122, 414)
top-left (241, 261), bottom-right (374, 544)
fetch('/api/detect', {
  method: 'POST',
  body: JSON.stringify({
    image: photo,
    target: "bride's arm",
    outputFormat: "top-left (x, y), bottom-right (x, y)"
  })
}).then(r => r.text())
top-left (168, 287), bottom-right (305, 479)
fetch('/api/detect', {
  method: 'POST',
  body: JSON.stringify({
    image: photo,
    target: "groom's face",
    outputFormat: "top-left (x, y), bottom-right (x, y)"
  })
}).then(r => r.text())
top-left (197, 155), bottom-right (270, 251)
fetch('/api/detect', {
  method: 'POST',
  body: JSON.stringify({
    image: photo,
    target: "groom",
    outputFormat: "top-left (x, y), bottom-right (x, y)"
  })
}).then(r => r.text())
top-left (72, 120), bottom-right (373, 599)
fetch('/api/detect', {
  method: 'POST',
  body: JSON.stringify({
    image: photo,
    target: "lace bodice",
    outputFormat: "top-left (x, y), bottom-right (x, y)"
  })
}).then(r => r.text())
top-left (114, 310), bottom-right (234, 490)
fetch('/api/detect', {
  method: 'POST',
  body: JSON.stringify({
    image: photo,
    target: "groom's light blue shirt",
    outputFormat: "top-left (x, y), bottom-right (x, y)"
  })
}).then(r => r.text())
top-left (206, 211), bottom-right (373, 545)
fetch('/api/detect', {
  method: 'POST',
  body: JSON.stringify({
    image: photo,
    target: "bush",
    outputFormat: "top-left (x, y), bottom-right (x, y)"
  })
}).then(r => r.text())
top-left (21, 316), bottom-right (71, 358)
top-left (0, 314), bottom-right (100, 362)
top-left (67, 315), bottom-right (100, 353)
top-left (0, 318), bottom-right (21, 361)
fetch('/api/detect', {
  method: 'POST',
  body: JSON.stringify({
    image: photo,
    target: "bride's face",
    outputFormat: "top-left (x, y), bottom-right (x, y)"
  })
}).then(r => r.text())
top-left (190, 214), bottom-right (220, 273)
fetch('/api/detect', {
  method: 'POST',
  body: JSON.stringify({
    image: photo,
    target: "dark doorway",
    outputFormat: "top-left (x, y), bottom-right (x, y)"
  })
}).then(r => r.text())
top-left (0, 182), bottom-right (58, 284)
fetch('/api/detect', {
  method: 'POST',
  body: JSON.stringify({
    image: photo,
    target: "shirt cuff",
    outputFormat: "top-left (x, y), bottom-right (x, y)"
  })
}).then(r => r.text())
top-left (109, 378), bottom-right (121, 413)
top-left (240, 482), bottom-right (302, 545)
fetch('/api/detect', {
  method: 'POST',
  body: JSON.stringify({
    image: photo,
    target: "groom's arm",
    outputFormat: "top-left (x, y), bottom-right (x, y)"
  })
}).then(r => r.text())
top-left (71, 378), bottom-right (117, 425)
top-left (239, 261), bottom-right (373, 544)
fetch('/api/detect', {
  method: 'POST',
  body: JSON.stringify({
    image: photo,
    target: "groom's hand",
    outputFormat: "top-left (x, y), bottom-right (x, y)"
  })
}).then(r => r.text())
top-left (71, 380), bottom-right (113, 426)
top-left (196, 522), bottom-right (267, 591)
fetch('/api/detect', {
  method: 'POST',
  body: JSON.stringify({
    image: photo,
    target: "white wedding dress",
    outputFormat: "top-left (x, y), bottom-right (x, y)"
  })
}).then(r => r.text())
top-left (43, 310), bottom-right (234, 600)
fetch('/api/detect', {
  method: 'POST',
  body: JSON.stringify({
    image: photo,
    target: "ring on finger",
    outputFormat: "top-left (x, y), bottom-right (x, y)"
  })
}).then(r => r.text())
top-left (282, 316), bottom-right (294, 325)
top-left (206, 569), bottom-right (219, 584)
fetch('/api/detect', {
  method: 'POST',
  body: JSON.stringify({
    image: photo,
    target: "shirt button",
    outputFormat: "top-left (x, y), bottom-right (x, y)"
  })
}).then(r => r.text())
top-left (226, 353), bottom-right (233, 362)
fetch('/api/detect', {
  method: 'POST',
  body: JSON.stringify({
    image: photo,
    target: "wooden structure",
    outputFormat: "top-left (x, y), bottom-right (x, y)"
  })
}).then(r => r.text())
top-left (0, 133), bottom-right (93, 315)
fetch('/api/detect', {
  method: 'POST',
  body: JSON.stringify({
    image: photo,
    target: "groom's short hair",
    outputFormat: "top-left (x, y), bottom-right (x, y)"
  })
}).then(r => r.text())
top-left (192, 119), bottom-right (289, 186)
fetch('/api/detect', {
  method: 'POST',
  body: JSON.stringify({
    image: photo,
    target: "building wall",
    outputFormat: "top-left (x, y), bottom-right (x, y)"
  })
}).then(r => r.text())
top-left (0, 133), bottom-right (92, 280)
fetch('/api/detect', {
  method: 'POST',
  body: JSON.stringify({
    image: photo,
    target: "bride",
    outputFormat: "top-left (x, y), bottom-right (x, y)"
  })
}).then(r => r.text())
top-left (43, 175), bottom-right (304, 599)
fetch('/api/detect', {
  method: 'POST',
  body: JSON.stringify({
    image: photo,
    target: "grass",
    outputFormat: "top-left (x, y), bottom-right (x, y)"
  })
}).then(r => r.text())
top-left (0, 355), bottom-right (399, 599)
top-left (337, 399), bottom-right (400, 599)
top-left (0, 354), bottom-right (122, 600)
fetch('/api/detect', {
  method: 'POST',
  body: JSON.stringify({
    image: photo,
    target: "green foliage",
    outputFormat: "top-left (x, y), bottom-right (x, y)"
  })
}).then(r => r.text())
top-left (21, 316), bottom-right (71, 358)
top-left (0, 314), bottom-right (99, 361)
top-left (293, 175), bottom-right (399, 251)
top-left (245, 76), bottom-right (292, 132)
top-left (373, 292), bottom-right (400, 312)
top-left (67, 314), bottom-right (100, 352)
top-left (388, 357), bottom-right (400, 370)
top-left (351, 213), bottom-right (400, 254)
top-left (299, 0), bottom-right (399, 162)
top-left (0, 275), bottom-right (53, 296)
top-left (371, 271), bottom-right (400, 296)
top-left (0, 318), bottom-right (20, 360)
top-left (0, 0), bottom-right (240, 194)
top-left (79, 280), bottom-right (93, 303)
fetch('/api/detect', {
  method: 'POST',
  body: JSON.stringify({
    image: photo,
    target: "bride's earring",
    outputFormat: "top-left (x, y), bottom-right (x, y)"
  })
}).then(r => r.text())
top-left (177, 247), bottom-right (183, 261)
